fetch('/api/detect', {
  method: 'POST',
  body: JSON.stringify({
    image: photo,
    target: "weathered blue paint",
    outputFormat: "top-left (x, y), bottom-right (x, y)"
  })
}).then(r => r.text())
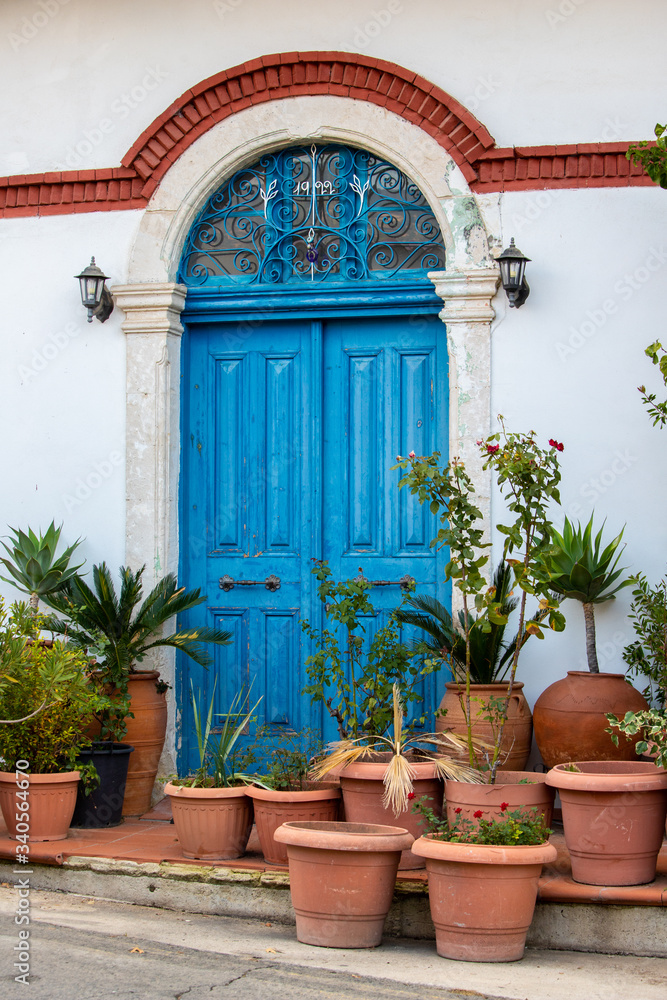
top-left (180, 310), bottom-right (449, 770)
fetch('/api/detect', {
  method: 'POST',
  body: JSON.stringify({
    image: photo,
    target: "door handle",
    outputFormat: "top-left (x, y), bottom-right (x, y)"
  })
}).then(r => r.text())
top-left (219, 573), bottom-right (281, 592)
top-left (354, 573), bottom-right (415, 591)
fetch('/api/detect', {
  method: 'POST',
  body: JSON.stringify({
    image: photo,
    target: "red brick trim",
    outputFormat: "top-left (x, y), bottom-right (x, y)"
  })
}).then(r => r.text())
top-left (0, 53), bottom-right (655, 218)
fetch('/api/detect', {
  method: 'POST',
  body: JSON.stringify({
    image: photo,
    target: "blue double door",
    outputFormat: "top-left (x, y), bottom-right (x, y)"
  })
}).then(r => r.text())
top-left (181, 310), bottom-right (449, 771)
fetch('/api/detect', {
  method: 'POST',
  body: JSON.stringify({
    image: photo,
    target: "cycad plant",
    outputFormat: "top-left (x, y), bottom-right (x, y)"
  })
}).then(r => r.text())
top-left (0, 522), bottom-right (83, 612)
top-left (539, 514), bottom-right (630, 673)
top-left (43, 563), bottom-right (232, 737)
top-left (395, 561), bottom-right (519, 685)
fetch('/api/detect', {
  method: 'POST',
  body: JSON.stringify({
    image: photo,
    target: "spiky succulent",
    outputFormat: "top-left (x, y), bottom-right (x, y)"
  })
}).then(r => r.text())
top-left (0, 522), bottom-right (83, 611)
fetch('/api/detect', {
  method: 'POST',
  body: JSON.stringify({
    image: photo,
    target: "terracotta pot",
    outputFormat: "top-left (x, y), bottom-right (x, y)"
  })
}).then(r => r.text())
top-left (445, 771), bottom-right (555, 828)
top-left (411, 835), bottom-right (557, 962)
top-left (339, 758), bottom-right (442, 869)
top-left (533, 671), bottom-right (649, 767)
top-left (122, 671), bottom-right (168, 817)
top-left (0, 770), bottom-right (80, 842)
top-left (245, 782), bottom-right (341, 865)
top-left (546, 760), bottom-right (667, 886)
top-left (274, 820), bottom-right (413, 948)
top-left (164, 781), bottom-right (253, 860)
top-left (435, 682), bottom-right (532, 771)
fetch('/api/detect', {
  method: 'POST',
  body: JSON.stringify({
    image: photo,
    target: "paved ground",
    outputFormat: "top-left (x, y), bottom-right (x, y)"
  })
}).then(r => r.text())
top-left (0, 887), bottom-right (666, 1000)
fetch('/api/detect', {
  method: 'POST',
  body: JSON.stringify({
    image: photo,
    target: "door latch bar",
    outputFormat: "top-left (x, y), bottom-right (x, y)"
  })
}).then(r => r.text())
top-left (353, 574), bottom-right (415, 590)
top-left (219, 574), bottom-right (281, 592)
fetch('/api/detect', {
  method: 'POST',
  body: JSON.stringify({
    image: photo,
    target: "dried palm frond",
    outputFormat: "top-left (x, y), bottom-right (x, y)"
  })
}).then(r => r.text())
top-left (311, 684), bottom-right (485, 814)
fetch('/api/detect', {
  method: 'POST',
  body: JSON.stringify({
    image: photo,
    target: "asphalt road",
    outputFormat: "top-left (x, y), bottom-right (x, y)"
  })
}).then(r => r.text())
top-left (0, 919), bottom-right (513, 1000)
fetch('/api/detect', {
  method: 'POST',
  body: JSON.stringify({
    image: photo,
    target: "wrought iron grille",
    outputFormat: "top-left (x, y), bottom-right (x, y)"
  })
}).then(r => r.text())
top-left (178, 144), bottom-right (446, 286)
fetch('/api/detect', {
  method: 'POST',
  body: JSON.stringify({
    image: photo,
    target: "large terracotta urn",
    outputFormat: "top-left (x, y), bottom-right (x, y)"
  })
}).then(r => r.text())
top-left (122, 671), bottom-right (168, 816)
top-left (436, 682), bottom-right (533, 771)
top-left (533, 671), bottom-right (649, 767)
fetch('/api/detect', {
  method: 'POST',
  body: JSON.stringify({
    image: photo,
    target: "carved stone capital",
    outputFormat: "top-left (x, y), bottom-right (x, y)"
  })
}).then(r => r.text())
top-left (427, 268), bottom-right (499, 324)
top-left (111, 283), bottom-right (187, 337)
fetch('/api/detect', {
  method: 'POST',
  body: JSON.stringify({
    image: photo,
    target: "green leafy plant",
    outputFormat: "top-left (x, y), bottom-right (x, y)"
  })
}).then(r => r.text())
top-left (627, 122), bottom-right (667, 189)
top-left (43, 564), bottom-right (233, 739)
top-left (413, 798), bottom-right (552, 846)
top-left (182, 681), bottom-right (264, 788)
top-left (301, 560), bottom-right (431, 740)
top-left (638, 341), bottom-right (667, 428)
top-left (0, 522), bottom-right (83, 612)
top-left (243, 726), bottom-right (325, 790)
top-left (607, 709), bottom-right (667, 768)
top-left (538, 514), bottom-right (630, 674)
top-left (312, 684), bottom-right (482, 816)
top-left (620, 572), bottom-right (667, 707)
top-left (0, 613), bottom-right (100, 780)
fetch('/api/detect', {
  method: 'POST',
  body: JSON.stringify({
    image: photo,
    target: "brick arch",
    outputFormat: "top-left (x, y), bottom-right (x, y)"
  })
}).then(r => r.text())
top-left (123, 52), bottom-right (495, 200)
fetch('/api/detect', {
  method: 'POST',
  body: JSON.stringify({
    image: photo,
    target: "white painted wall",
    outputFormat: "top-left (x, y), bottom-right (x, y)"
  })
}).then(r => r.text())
top-left (0, 210), bottom-right (141, 597)
top-left (1, 0), bottom-right (665, 177)
top-left (2, 0), bottom-right (667, 715)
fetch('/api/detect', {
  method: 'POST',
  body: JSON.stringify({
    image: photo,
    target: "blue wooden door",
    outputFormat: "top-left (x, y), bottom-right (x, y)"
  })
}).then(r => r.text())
top-left (180, 312), bottom-right (448, 770)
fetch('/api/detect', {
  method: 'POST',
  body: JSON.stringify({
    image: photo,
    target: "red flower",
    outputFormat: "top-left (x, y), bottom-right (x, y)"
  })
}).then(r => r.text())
top-left (548, 438), bottom-right (564, 452)
top-left (407, 792), bottom-right (416, 800)
top-left (486, 444), bottom-right (499, 455)
top-left (408, 450), bottom-right (416, 460)
top-left (473, 810), bottom-right (483, 819)
top-left (500, 801), bottom-right (509, 812)
top-left (454, 807), bottom-right (462, 814)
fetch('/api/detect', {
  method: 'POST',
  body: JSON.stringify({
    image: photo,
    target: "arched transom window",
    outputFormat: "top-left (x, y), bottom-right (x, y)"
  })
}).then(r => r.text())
top-left (178, 143), bottom-right (447, 286)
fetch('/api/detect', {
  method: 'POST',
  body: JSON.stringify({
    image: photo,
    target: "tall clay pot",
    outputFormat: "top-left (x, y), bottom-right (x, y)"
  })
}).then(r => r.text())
top-left (435, 682), bottom-right (532, 771)
top-left (0, 771), bottom-right (80, 842)
top-left (545, 760), bottom-right (667, 885)
top-left (339, 758), bottom-right (442, 869)
top-left (122, 671), bottom-right (168, 817)
top-left (533, 672), bottom-right (649, 767)
top-left (274, 821), bottom-right (413, 948)
top-left (164, 782), bottom-right (253, 860)
top-left (411, 835), bottom-right (557, 962)
top-left (245, 783), bottom-right (341, 865)
top-left (445, 771), bottom-right (555, 828)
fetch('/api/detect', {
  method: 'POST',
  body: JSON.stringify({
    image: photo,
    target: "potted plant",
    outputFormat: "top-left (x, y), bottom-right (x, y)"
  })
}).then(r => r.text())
top-left (311, 683), bottom-right (479, 869)
top-left (545, 760), bottom-right (667, 886)
top-left (411, 802), bottom-right (556, 963)
top-left (164, 682), bottom-right (261, 860)
top-left (395, 426), bottom-right (565, 784)
top-left (274, 820), bottom-right (414, 949)
top-left (396, 561), bottom-right (542, 771)
top-left (0, 600), bottom-right (100, 841)
top-left (43, 563), bottom-right (232, 816)
top-left (243, 726), bottom-right (341, 866)
top-left (0, 522), bottom-right (83, 613)
top-left (533, 514), bottom-right (648, 766)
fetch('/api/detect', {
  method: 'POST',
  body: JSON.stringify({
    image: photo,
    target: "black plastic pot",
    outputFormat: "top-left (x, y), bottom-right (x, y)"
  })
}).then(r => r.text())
top-left (70, 742), bottom-right (134, 828)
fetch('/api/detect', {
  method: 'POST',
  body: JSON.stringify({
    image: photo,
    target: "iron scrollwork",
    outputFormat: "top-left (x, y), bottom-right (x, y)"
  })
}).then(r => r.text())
top-left (178, 144), bottom-right (446, 286)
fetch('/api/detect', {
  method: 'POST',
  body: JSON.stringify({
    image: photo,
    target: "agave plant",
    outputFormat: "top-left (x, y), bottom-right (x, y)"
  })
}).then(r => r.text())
top-left (0, 522), bottom-right (83, 612)
top-left (395, 561), bottom-right (519, 684)
top-left (189, 680), bottom-right (265, 788)
top-left (539, 514), bottom-right (631, 673)
top-left (311, 684), bottom-right (483, 816)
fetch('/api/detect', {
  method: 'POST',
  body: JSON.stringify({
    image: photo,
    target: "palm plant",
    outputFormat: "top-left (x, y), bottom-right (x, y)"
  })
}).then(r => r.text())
top-left (311, 684), bottom-right (483, 816)
top-left (43, 563), bottom-right (232, 735)
top-left (395, 561), bottom-right (519, 684)
top-left (538, 514), bottom-right (631, 673)
top-left (0, 522), bottom-right (83, 612)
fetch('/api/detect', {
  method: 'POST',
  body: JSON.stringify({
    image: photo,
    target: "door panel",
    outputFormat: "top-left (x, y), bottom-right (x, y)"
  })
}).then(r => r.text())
top-left (181, 312), bottom-right (448, 771)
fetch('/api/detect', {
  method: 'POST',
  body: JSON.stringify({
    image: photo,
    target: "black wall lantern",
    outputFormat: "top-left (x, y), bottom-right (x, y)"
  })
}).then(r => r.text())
top-left (497, 238), bottom-right (530, 308)
top-left (75, 257), bottom-right (114, 323)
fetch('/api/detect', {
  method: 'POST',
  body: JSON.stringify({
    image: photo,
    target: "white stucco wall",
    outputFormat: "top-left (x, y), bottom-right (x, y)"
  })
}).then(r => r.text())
top-left (2, 0), bottom-right (667, 716)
